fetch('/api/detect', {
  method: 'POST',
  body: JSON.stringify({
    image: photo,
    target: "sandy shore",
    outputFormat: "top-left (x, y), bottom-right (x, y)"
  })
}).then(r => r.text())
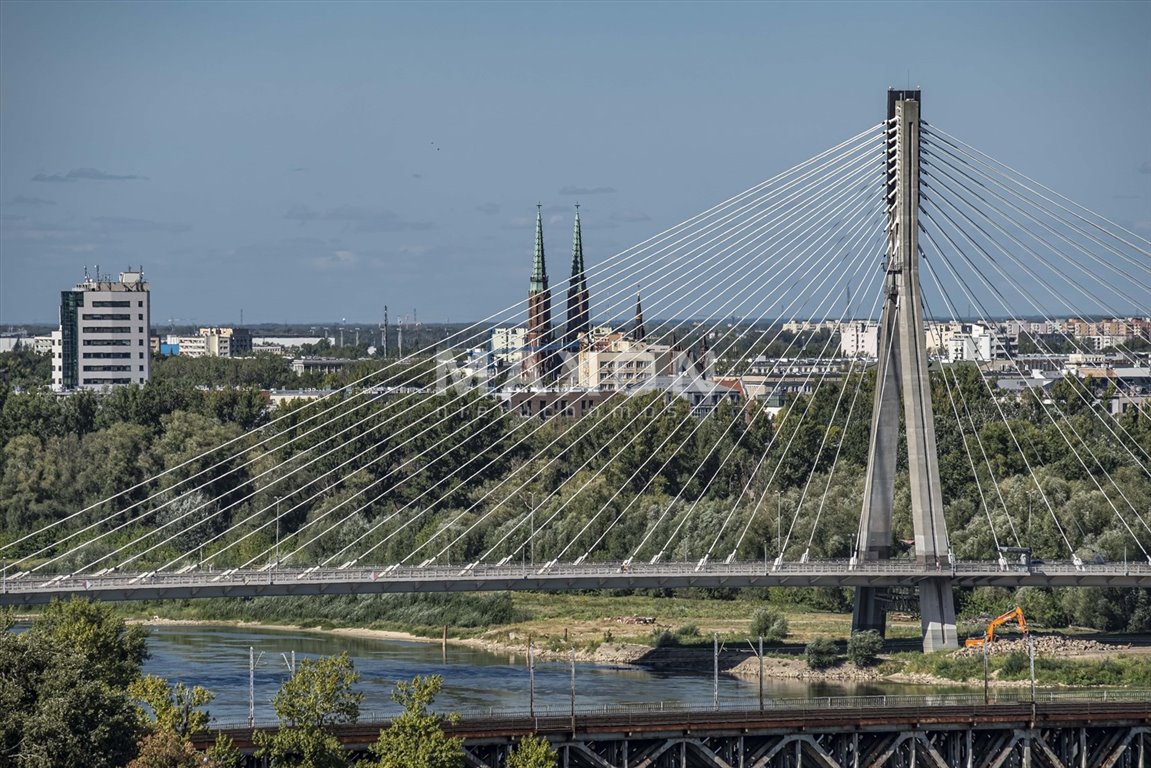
top-left (134, 616), bottom-right (442, 645)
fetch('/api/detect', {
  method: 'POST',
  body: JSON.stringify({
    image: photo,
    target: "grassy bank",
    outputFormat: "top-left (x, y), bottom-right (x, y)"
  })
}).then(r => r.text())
top-left (888, 651), bottom-right (1151, 686)
top-left (116, 589), bottom-right (925, 648)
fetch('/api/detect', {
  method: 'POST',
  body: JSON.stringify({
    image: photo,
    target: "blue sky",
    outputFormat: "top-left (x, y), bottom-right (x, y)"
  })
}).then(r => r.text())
top-left (1, 1), bottom-right (1148, 326)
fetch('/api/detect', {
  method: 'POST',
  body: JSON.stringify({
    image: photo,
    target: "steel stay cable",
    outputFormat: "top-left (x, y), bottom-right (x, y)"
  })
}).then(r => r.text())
top-left (918, 200), bottom-right (1151, 551)
top-left (736, 275), bottom-right (882, 563)
top-left (49, 135), bottom-right (883, 573)
top-left (922, 123), bottom-right (1151, 260)
top-left (640, 252), bottom-right (884, 565)
top-left (621, 234), bottom-right (886, 562)
top-left (920, 153), bottom-right (1149, 328)
top-left (796, 334), bottom-right (878, 558)
top-left (733, 252), bottom-right (886, 564)
top-left (7, 123), bottom-right (883, 562)
top-left (918, 273), bottom-right (1007, 554)
top-left (920, 134), bottom-right (1150, 299)
top-left (640, 181), bottom-right (893, 564)
top-left (294, 148), bottom-right (890, 569)
top-left (919, 167), bottom-right (1151, 455)
top-left (920, 173), bottom-right (1151, 445)
top-left (917, 210), bottom-right (1096, 559)
top-left (919, 225), bottom-right (1150, 560)
top-left (560, 188), bottom-right (887, 566)
top-left (917, 211), bottom-right (1085, 557)
top-left (682, 207), bottom-right (887, 562)
top-left (702, 238), bottom-right (884, 564)
top-left (405, 165), bottom-right (888, 569)
top-left (920, 178), bottom-right (1151, 469)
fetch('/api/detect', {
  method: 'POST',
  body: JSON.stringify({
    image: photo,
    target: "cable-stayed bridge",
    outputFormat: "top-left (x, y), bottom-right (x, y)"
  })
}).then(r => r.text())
top-left (3, 91), bottom-right (1148, 653)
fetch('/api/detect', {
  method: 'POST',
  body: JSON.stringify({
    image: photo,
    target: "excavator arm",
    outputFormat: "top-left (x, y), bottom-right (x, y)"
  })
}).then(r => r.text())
top-left (965, 607), bottom-right (1027, 648)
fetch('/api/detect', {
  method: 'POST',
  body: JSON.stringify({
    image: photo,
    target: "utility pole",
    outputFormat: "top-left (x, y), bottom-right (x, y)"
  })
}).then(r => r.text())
top-left (249, 646), bottom-right (255, 728)
top-left (776, 491), bottom-right (782, 556)
top-left (569, 647), bottom-right (576, 735)
top-left (527, 635), bottom-right (536, 723)
top-left (712, 633), bottom-right (719, 711)
top-left (1028, 633), bottom-right (1037, 703)
top-left (758, 636), bottom-right (764, 711)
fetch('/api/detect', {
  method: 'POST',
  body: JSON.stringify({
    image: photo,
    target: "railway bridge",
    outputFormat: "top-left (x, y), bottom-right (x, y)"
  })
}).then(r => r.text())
top-left (196, 693), bottom-right (1151, 767)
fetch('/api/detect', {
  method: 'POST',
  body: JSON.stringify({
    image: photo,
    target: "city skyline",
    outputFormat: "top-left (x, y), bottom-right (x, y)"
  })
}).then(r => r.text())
top-left (1, 2), bottom-right (1148, 325)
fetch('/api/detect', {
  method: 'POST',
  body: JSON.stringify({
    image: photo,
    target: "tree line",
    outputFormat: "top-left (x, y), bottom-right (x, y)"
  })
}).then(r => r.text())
top-left (0, 355), bottom-right (1148, 631)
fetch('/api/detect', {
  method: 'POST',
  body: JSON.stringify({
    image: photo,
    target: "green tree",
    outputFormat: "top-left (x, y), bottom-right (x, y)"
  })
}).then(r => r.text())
top-left (371, 674), bottom-right (464, 768)
top-left (130, 674), bottom-right (214, 737)
top-left (749, 607), bottom-right (789, 642)
top-left (846, 630), bottom-right (883, 667)
top-left (507, 734), bottom-right (558, 768)
top-left (0, 601), bottom-right (148, 768)
top-left (127, 730), bottom-right (200, 768)
top-left (804, 637), bottom-right (839, 670)
top-left (25, 598), bottom-right (150, 689)
top-left (254, 653), bottom-right (363, 768)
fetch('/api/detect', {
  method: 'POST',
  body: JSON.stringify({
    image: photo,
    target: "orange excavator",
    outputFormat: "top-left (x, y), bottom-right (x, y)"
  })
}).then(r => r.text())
top-left (964, 607), bottom-right (1028, 648)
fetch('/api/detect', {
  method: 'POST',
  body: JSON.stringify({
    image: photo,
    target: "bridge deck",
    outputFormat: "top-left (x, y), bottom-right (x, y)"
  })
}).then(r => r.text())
top-left (4, 559), bottom-right (1151, 606)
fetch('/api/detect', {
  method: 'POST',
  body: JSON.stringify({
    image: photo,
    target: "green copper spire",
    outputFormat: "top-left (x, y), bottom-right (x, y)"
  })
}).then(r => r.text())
top-left (570, 203), bottom-right (585, 282)
top-left (633, 286), bottom-right (646, 341)
top-left (565, 203), bottom-right (591, 345)
top-left (530, 204), bottom-right (548, 293)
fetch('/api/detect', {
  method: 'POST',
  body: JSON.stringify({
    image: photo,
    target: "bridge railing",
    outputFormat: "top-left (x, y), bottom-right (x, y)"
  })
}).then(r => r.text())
top-left (7, 558), bottom-right (1151, 594)
top-left (209, 687), bottom-right (1151, 730)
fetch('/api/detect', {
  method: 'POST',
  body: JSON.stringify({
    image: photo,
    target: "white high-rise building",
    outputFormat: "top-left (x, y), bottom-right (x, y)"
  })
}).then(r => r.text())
top-left (52, 269), bottom-right (151, 391)
top-left (839, 321), bottom-right (878, 358)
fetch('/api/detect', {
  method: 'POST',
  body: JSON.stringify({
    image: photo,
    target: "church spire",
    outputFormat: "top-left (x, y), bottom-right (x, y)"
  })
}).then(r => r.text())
top-left (566, 204), bottom-right (590, 346)
top-left (633, 286), bottom-right (646, 342)
top-left (530, 204), bottom-right (548, 293)
top-left (526, 204), bottom-right (556, 382)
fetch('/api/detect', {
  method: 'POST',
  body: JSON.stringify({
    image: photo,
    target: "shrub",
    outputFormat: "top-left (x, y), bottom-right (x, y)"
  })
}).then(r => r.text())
top-left (999, 652), bottom-right (1029, 677)
top-left (846, 630), bottom-right (883, 667)
top-left (749, 608), bottom-right (789, 642)
top-left (651, 629), bottom-right (678, 648)
top-left (804, 637), bottom-right (839, 670)
top-left (674, 624), bottom-right (700, 638)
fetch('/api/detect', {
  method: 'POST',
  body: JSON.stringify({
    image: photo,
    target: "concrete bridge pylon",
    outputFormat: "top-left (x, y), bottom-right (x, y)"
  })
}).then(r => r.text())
top-left (853, 90), bottom-right (958, 652)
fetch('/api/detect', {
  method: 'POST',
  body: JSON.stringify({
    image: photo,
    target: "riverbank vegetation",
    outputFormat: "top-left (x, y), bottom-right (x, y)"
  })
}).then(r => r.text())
top-left (888, 650), bottom-right (1151, 687)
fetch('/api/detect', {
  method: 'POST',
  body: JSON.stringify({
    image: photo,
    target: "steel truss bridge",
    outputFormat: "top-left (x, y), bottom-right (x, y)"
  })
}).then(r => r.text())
top-left (4, 559), bottom-right (1151, 606)
top-left (197, 692), bottom-right (1151, 768)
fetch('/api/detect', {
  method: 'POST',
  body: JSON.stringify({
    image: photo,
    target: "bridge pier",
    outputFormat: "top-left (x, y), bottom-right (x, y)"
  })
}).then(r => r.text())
top-left (919, 577), bottom-right (958, 653)
top-left (851, 585), bottom-right (887, 637)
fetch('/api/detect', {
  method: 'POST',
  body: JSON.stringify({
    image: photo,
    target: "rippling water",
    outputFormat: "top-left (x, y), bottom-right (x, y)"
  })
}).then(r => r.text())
top-left (142, 624), bottom-right (961, 725)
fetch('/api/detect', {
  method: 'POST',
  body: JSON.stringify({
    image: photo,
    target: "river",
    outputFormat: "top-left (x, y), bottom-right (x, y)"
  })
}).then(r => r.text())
top-left (142, 624), bottom-right (963, 726)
